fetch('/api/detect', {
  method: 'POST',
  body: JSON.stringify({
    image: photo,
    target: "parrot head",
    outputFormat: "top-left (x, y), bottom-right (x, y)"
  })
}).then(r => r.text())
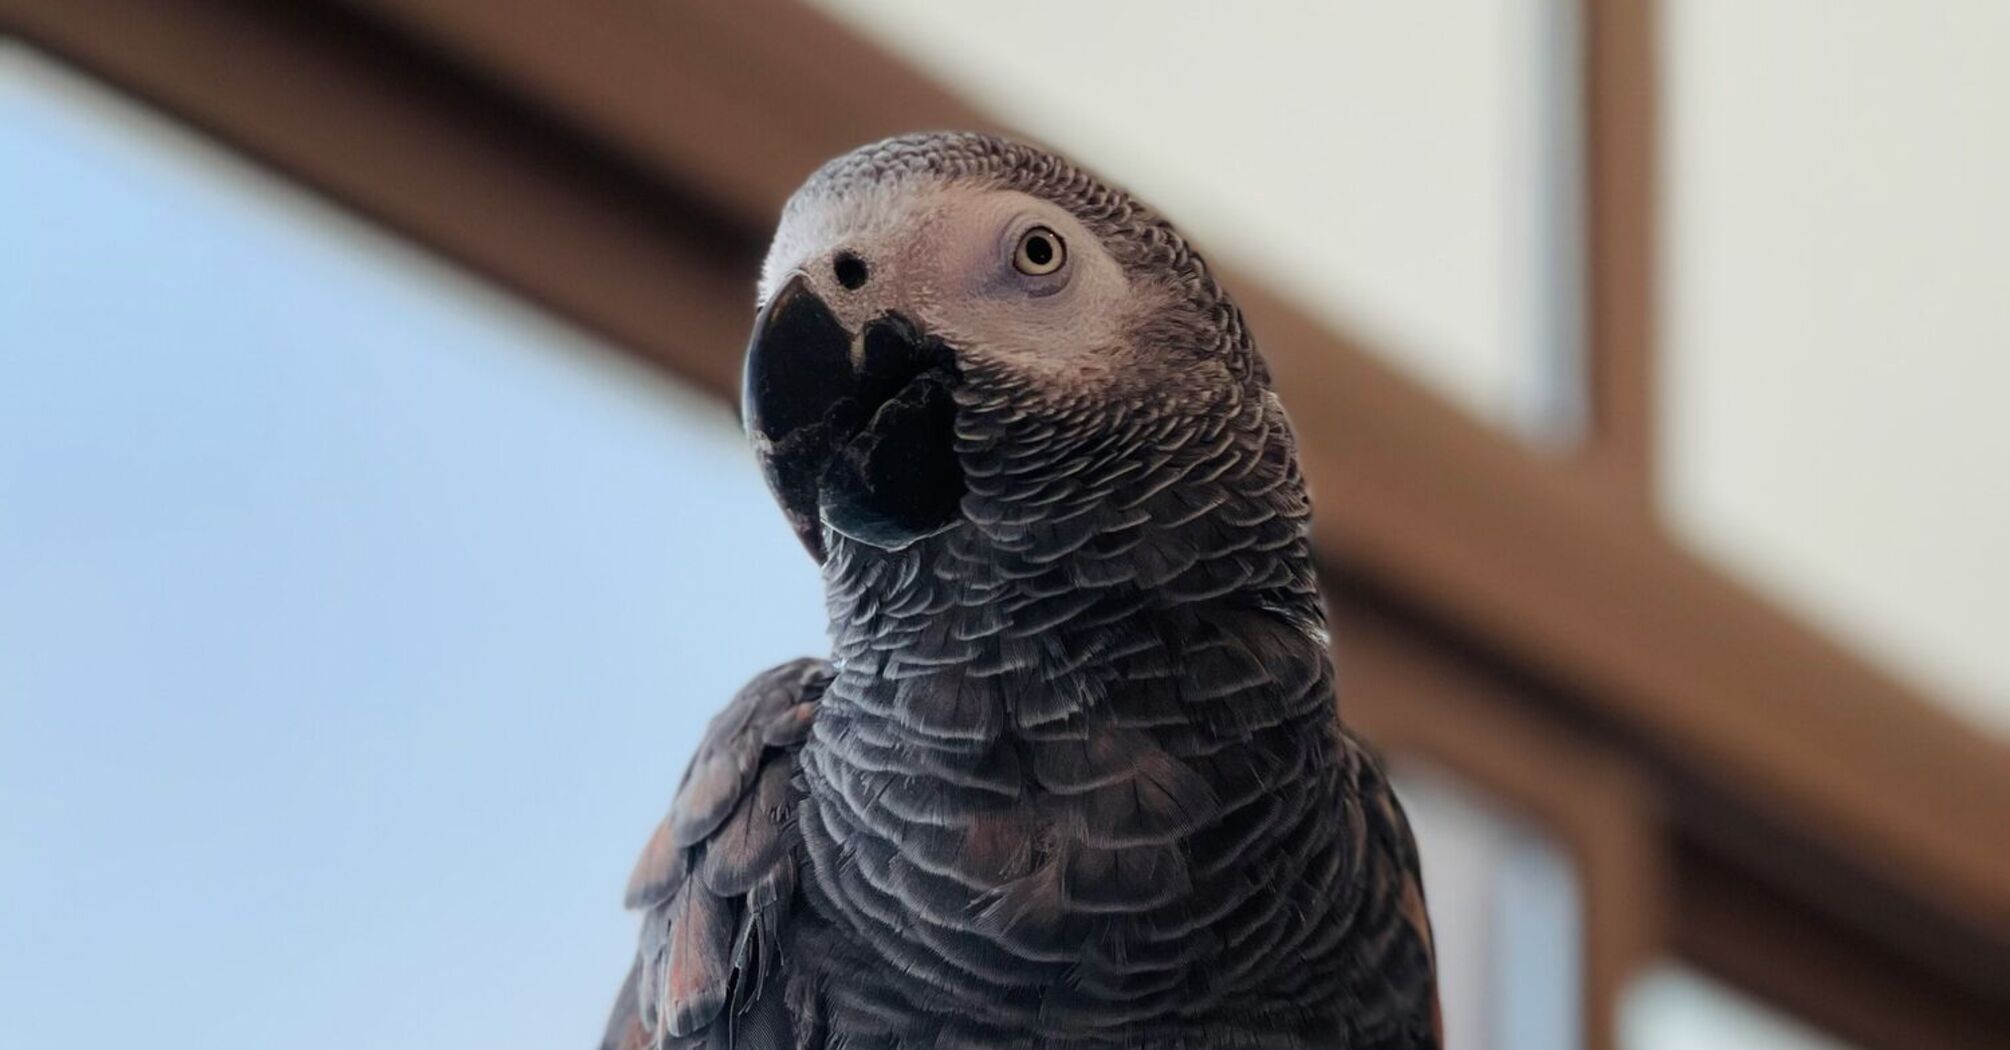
top-left (744, 132), bottom-right (1267, 563)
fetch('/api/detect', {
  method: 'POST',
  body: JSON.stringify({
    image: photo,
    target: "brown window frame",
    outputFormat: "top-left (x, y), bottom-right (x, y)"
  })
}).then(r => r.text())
top-left (5, 2), bottom-right (2004, 1046)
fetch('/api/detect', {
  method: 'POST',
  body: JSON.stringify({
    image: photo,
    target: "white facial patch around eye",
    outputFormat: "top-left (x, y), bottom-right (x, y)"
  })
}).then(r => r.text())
top-left (757, 180), bottom-right (1139, 384)
top-left (896, 193), bottom-right (1141, 381)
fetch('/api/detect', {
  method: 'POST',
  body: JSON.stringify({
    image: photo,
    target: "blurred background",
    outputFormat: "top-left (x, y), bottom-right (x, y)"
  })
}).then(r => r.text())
top-left (1, 3), bottom-right (2004, 1048)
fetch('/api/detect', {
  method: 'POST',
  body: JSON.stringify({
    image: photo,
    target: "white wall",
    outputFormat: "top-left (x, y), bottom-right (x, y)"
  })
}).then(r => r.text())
top-left (1659, 0), bottom-right (2010, 734)
top-left (812, 0), bottom-right (1586, 440)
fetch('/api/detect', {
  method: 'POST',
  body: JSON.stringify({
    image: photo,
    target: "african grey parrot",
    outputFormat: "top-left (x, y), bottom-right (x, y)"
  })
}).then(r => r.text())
top-left (603, 132), bottom-right (1440, 1050)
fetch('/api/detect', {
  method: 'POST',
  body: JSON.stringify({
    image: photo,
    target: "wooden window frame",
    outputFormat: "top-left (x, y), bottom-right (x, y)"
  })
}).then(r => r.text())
top-left (5, 1), bottom-right (2004, 1046)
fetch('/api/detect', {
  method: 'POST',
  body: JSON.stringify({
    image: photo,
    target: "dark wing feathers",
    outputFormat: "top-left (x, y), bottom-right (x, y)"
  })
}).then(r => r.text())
top-left (603, 657), bottom-right (832, 1050)
top-left (603, 662), bottom-right (1437, 1048)
top-left (699, 761), bottom-right (793, 897)
top-left (1346, 732), bottom-right (1444, 1048)
top-left (623, 818), bottom-right (690, 912)
top-left (663, 882), bottom-right (736, 1036)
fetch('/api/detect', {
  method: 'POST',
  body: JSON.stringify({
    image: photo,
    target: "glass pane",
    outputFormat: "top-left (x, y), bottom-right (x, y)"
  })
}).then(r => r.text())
top-left (1658, 1), bottom-right (2010, 734)
top-left (1394, 763), bottom-right (1584, 1050)
top-left (0, 45), bottom-right (827, 1048)
top-left (1623, 965), bottom-right (1858, 1050)
top-left (811, 0), bottom-right (1588, 441)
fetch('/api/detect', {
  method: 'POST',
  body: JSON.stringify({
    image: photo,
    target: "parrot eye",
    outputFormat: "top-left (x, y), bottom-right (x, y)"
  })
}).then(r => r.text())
top-left (1011, 226), bottom-right (1066, 277)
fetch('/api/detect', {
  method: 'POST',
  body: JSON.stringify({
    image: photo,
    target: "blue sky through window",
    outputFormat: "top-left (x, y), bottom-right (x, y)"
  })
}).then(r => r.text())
top-left (0, 45), bottom-right (826, 1048)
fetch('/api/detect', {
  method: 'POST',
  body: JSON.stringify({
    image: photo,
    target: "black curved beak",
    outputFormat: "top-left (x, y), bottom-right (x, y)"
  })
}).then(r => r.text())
top-left (742, 275), bottom-right (964, 562)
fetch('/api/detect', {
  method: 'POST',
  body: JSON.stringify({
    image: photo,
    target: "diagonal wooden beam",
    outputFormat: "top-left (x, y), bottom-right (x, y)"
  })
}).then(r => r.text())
top-left (1675, 846), bottom-right (2010, 1049)
top-left (0, 0), bottom-right (757, 398)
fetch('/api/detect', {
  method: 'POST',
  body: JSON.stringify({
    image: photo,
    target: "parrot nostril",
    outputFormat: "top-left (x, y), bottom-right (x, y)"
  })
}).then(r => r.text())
top-left (833, 251), bottom-right (869, 291)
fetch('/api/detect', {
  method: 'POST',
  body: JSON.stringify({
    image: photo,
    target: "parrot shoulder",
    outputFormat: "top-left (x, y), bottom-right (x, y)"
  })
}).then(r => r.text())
top-left (1341, 727), bottom-right (1444, 1049)
top-left (602, 656), bottom-right (833, 1050)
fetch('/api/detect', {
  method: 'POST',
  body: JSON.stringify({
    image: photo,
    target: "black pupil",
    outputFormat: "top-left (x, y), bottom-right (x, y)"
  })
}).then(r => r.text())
top-left (833, 251), bottom-right (869, 290)
top-left (1023, 234), bottom-right (1054, 267)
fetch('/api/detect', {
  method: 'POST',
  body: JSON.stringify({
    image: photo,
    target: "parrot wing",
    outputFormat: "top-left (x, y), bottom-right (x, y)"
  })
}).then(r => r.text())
top-left (601, 657), bottom-right (832, 1050)
top-left (1340, 728), bottom-right (1443, 1048)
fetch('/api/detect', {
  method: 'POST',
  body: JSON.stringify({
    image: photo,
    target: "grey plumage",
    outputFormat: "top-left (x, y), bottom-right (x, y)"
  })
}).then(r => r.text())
top-left (604, 132), bottom-right (1439, 1050)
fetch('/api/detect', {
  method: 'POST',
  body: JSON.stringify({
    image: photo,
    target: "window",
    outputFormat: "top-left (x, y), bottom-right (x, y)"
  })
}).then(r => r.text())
top-left (0, 47), bottom-right (825, 1047)
top-left (1397, 764), bottom-right (1584, 1050)
top-left (1623, 965), bottom-right (1858, 1050)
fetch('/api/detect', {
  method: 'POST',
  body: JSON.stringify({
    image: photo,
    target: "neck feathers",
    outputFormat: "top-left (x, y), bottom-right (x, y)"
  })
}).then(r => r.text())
top-left (796, 385), bottom-right (1351, 1035)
